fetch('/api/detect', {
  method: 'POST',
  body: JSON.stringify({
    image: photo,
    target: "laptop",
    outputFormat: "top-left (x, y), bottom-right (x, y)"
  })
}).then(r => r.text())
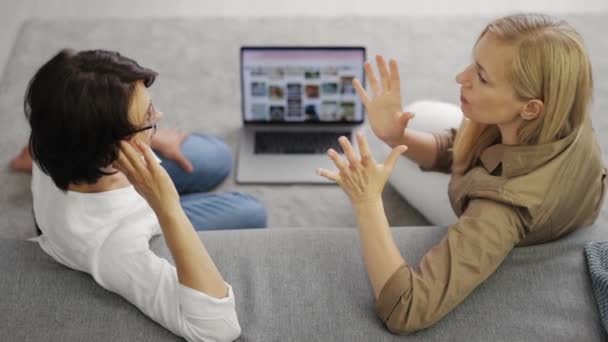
top-left (236, 46), bottom-right (366, 184)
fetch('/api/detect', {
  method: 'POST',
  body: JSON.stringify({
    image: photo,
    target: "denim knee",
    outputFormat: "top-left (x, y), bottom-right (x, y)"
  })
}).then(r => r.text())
top-left (192, 134), bottom-right (232, 176)
top-left (230, 192), bottom-right (268, 229)
top-left (182, 134), bottom-right (233, 193)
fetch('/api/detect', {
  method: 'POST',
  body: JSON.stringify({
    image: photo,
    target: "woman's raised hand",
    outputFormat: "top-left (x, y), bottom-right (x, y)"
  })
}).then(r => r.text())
top-left (114, 138), bottom-right (180, 213)
top-left (353, 55), bottom-right (414, 146)
top-left (317, 132), bottom-right (407, 206)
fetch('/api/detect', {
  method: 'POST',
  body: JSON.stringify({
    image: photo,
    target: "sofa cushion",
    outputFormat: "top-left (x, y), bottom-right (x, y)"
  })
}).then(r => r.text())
top-left (585, 240), bottom-right (608, 333)
top-left (2, 225), bottom-right (605, 341)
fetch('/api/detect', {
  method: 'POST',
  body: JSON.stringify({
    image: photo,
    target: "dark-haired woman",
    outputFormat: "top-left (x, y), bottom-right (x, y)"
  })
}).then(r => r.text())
top-left (25, 49), bottom-right (265, 341)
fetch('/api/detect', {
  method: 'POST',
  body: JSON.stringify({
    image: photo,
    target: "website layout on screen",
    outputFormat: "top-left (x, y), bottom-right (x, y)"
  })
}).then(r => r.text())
top-left (242, 49), bottom-right (365, 123)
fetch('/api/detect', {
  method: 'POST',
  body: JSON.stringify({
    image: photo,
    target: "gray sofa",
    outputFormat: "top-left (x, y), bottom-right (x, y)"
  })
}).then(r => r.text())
top-left (1, 225), bottom-right (606, 341)
top-left (1, 14), bottom-right (608, 341)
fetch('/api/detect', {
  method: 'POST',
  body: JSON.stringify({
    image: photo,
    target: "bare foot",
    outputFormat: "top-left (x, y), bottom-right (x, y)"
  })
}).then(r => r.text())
top-left (10, 145), bottom-right (33, 173)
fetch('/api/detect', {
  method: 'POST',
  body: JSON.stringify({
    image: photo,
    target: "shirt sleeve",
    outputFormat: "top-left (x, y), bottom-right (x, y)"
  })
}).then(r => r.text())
top-left (92, 229), bottom-right (241, 342)
top-left (420, 128), bottom-right (457, 174)
top-left (375, 199), bottom-right (525, 334)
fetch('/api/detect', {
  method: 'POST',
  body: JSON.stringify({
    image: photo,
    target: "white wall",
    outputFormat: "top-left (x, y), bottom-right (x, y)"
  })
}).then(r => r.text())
top-left (0, 0), bottom-right (606, 77)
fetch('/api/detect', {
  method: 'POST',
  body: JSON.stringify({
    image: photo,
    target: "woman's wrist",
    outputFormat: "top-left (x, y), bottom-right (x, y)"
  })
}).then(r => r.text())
top-left (152, 201), bottom-right (183, 222)
top-left (352, 195), bottom-right (384, 212)
top-left (383, 131), bottom-right (409, 148)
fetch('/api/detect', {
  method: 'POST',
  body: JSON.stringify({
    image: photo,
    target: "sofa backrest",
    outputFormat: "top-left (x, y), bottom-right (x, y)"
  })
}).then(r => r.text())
top-left (1, 225), bottom-right (606, 341)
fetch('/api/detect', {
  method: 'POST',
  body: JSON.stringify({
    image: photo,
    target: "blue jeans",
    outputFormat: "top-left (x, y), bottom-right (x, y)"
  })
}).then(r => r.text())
top-left (158, 134), bottom-right (267, 231)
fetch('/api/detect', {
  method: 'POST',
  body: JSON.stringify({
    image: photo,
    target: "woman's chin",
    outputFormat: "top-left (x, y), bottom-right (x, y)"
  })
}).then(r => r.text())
top-left (460, 105), bottom-right (471, 118)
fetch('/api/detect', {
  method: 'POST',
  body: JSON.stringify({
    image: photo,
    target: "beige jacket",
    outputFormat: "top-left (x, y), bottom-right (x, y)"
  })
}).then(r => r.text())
top-left (376, 118), bottom-right (607, 334)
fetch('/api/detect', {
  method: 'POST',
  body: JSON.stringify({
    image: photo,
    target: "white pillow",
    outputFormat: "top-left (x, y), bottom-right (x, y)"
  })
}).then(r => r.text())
top-left (364, 101), bottom-right (463, 226)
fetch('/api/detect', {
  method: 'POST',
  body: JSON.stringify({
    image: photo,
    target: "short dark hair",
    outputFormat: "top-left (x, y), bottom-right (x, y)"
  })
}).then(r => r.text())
top-left (25, 49), bottom-right (157, 191)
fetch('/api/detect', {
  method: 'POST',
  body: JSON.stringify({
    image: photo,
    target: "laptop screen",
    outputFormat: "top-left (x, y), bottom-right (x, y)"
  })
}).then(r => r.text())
top-left (240, 47), bottom-right (366, 124)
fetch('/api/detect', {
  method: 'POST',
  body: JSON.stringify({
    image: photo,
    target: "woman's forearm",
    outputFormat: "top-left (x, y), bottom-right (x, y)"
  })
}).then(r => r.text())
top-left (353, 197), bottom-right (406, 299)
top-left (385, 129), bottom-right (437, 170)
top-left (155, 205), bottom-right (228, 299)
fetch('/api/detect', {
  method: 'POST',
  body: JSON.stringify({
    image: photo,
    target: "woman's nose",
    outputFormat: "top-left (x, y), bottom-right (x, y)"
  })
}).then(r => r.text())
top-left (455, 67), bottom-right (471, 87)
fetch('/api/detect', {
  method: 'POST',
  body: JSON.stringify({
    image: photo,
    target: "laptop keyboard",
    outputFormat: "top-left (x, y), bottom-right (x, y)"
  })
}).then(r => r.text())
top-left (254, 131), bottom-right (350, 154)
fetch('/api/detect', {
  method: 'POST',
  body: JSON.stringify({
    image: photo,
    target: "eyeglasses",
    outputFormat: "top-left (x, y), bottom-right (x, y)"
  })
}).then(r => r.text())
top-left (133, 123), bottom-right (157, 136)
top-left (133, 102), bottom-right (158, 136)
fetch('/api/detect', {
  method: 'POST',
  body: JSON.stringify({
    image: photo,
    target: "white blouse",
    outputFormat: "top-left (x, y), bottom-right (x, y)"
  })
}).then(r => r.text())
top-left (32, 163), bottom-right (241, 342)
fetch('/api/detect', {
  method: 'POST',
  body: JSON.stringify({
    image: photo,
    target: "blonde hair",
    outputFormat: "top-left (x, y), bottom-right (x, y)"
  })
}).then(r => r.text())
top-left (452, 13), bottom-right (593, 174)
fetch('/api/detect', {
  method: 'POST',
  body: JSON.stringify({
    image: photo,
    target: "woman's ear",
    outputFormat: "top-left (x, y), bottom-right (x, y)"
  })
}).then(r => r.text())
top-left (99, 165), bottom-right (118, 173)
top-left (520, 99), bottom-right (544, 121)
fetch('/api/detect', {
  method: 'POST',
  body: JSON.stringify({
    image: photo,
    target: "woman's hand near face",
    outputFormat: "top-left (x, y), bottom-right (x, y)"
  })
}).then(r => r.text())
top-left (115, 137), bottom-right (229, 299)
top-left (317, 131), bottom-right (408, 206)
top-left (114, 138), bottom-right (180, 214)
top-left (353, 56), bottom-right (414, 146)
top-left (150, 128), bottom-right (194, 173)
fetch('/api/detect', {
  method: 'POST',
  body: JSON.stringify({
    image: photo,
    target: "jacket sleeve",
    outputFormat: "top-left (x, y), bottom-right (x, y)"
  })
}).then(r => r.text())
top-left (420, 128), bottom-right (457, 174)
top-left (375, 199), bottom-right (525, 334)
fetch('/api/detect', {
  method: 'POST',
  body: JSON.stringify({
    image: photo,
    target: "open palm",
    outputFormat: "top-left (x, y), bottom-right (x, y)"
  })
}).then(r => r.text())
top-left (353, 55), bottom-right (414, 145)
top-left (316, 132), bottom-right (408, 205)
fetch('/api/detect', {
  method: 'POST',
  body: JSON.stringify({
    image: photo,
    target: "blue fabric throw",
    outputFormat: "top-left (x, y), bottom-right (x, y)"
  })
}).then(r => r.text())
top-left (585, 241), bottom-right (608, 333)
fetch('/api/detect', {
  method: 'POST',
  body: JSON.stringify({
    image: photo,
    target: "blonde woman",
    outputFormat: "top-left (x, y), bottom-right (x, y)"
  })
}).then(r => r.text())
top-left (317, 13), bottom-right (607, 333)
